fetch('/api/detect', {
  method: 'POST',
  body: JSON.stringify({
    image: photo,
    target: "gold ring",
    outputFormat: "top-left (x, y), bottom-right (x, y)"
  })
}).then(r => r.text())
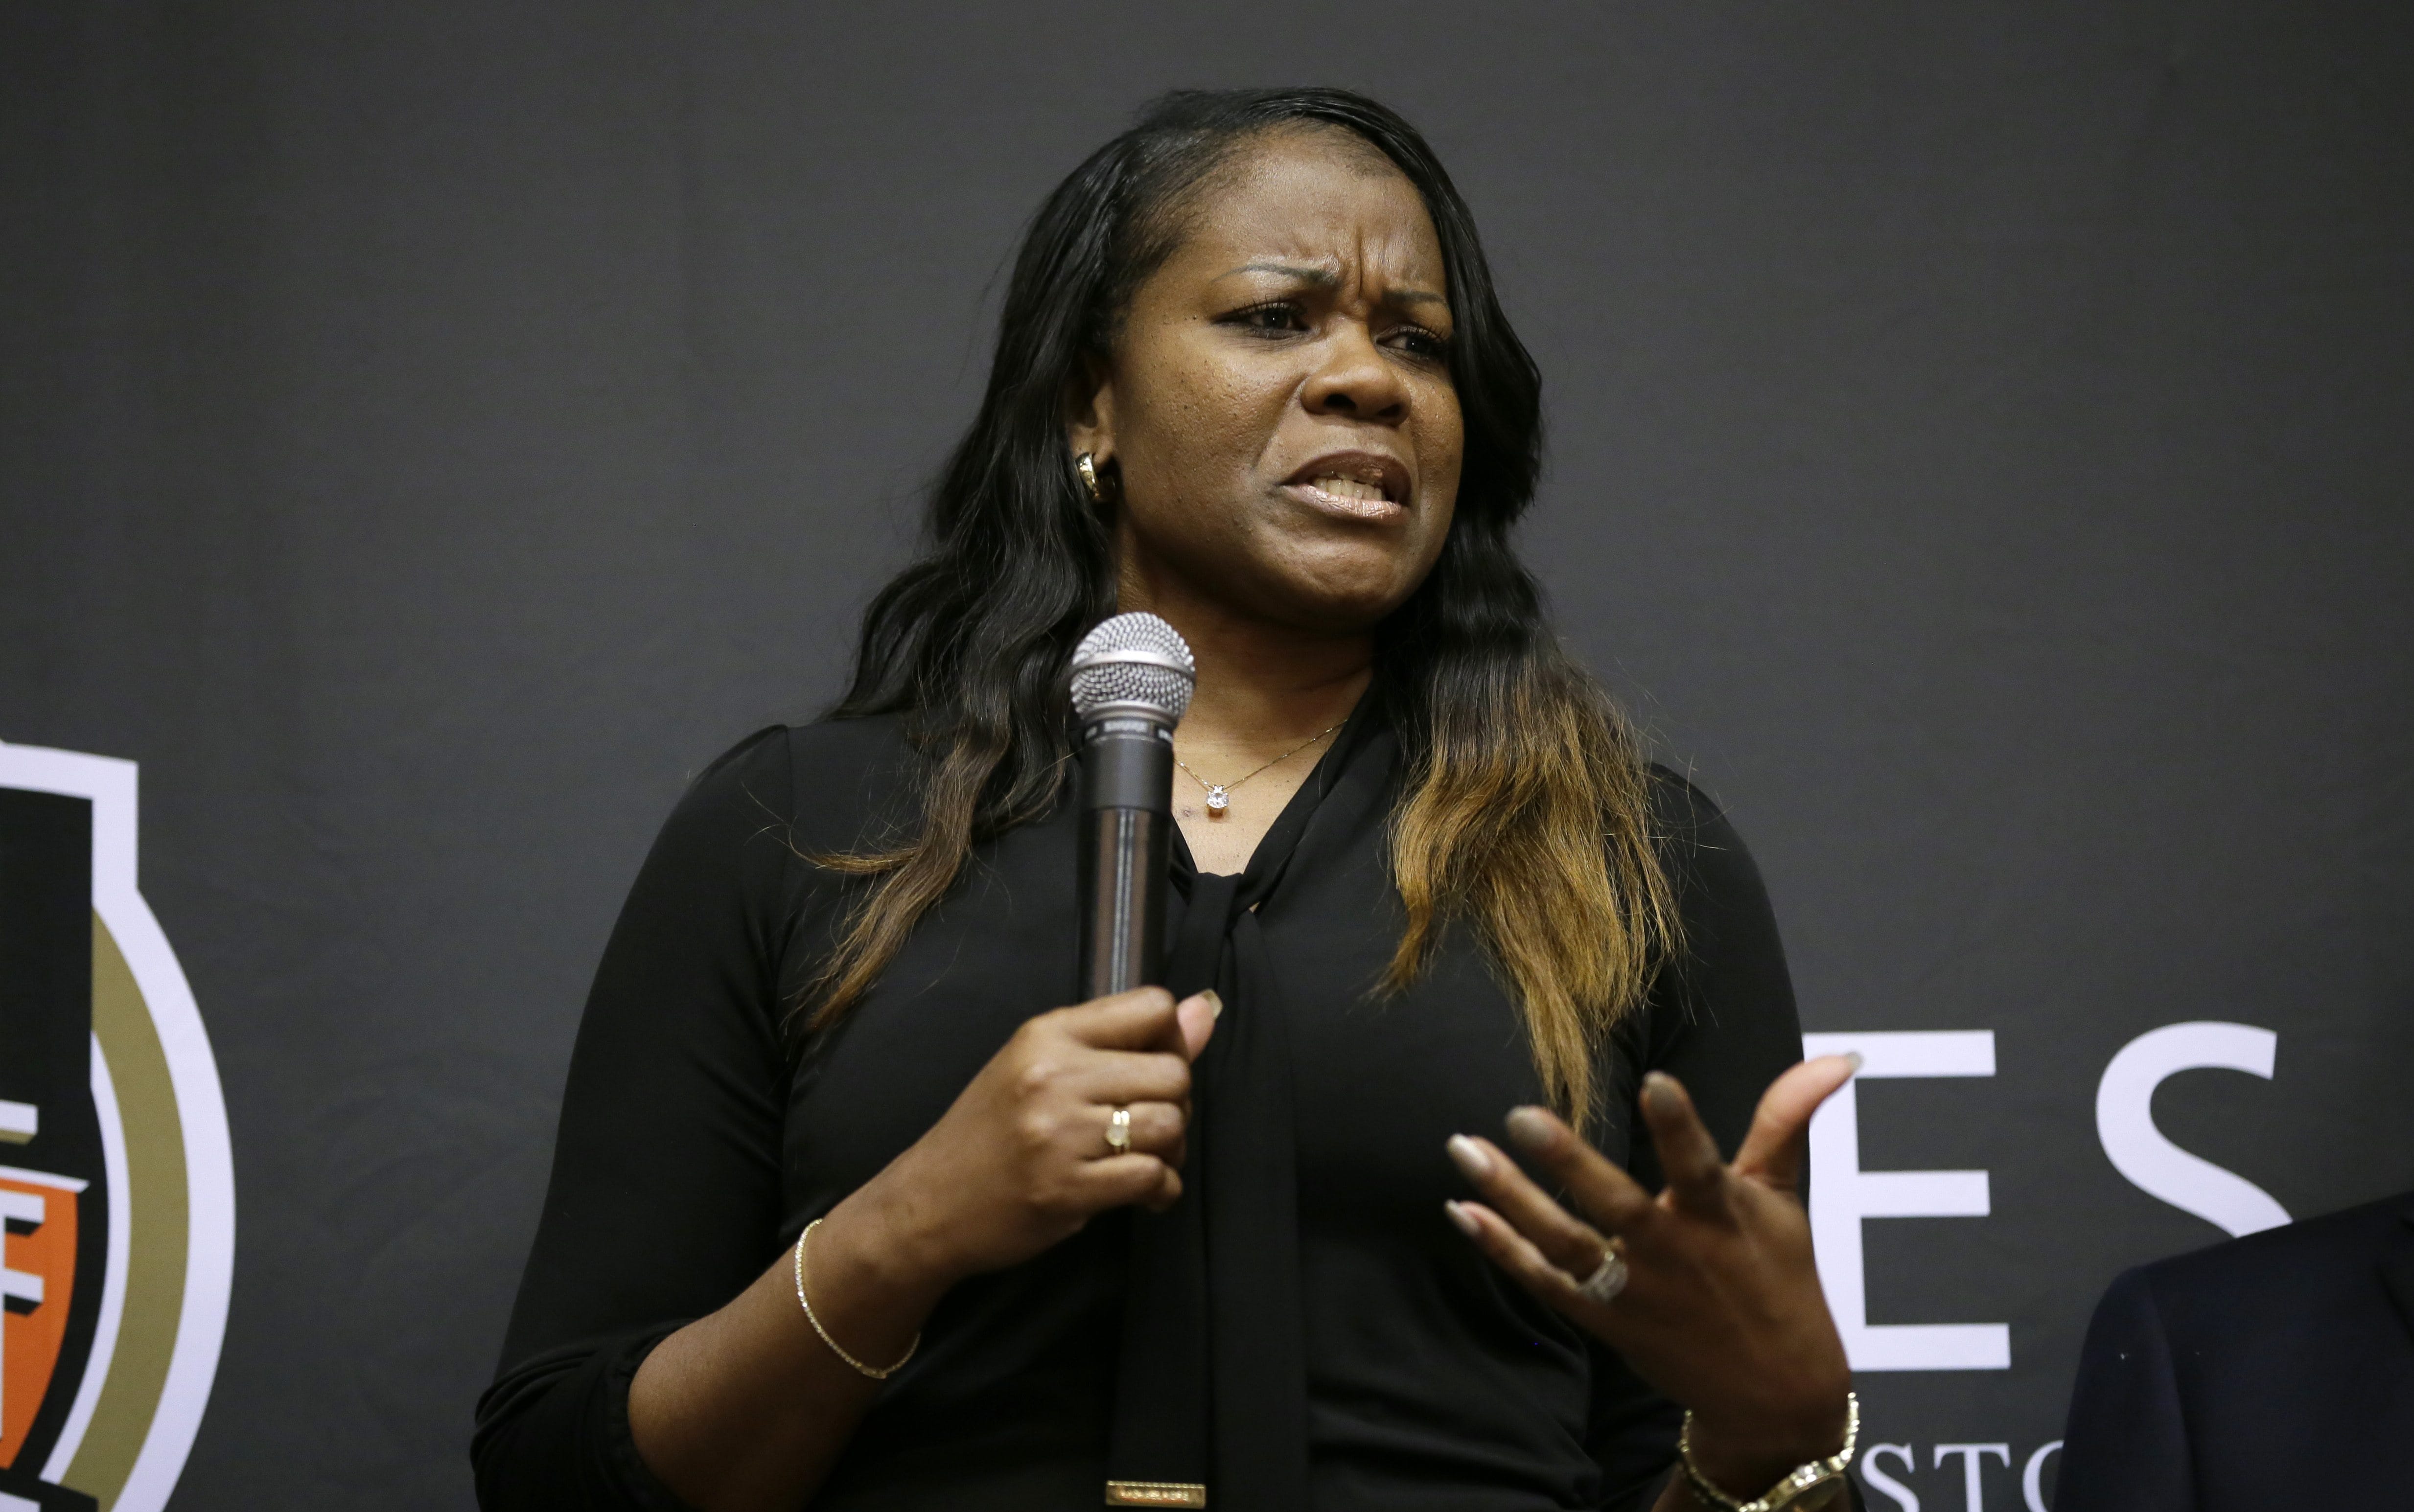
top-left (1105, 1106), bottom-right (1133, 1152)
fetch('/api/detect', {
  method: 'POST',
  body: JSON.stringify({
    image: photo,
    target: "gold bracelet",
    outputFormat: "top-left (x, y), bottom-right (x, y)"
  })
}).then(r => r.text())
top-left (792, 1218), bottom-right (919, 1380)
top-left (1678, 1392), bottom-right (1859, 1512)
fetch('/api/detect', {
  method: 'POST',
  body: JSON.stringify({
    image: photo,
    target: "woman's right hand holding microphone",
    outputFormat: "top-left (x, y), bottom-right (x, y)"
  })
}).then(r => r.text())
top-left (629, 986), bottom-right (1218, 1512)
top-left (806, 986), bottom-right (1221, 1356)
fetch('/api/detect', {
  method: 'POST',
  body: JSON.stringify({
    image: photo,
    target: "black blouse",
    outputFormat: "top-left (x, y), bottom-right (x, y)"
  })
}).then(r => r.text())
top-left (474, 703), bottom-right (1805, 1512)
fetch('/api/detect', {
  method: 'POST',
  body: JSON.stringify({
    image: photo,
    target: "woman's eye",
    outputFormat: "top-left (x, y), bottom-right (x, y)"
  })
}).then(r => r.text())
top-left (1226, 301), bottom-right (1307, 335)
top-left (1387, 326), bottom-right (1451, 362)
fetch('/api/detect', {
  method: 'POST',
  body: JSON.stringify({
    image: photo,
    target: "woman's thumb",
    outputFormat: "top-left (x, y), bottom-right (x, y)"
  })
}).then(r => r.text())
top-left (1176, 990), bottom-right (1222, 1061)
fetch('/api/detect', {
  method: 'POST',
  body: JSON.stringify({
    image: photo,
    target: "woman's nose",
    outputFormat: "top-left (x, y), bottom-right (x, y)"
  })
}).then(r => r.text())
top-left (1301, 324), bottom-right (1409, 423)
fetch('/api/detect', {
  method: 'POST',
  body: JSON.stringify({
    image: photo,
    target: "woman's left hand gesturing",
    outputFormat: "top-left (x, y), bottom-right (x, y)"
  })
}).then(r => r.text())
top-left (1445, 1057), bottom-right (1860, 1505)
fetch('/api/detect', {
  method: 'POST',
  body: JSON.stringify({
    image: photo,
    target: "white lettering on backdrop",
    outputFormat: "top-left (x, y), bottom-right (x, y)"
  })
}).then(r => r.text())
top-left (2094, 1022), bottom-right (2289, 1237)
top-left (1861, 1444), bottom-right (1919, 1509)
top-left (1857, 1440), bottom-right (2062, 1512)
top-left (2021, 1441), bottom-right (2061, 1512)
top-left (1801, 1023), bottom-right (2290, 1376)
top-left (1934, 1445), bottom-right (2010, 1509)
top-left (1800, 1031), bottom-right (2009, 1371)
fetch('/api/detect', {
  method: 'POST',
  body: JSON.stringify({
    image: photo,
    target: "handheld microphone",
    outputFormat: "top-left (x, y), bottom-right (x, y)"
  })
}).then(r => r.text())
top-left (1068, 613), bottom-right (1196, 1000)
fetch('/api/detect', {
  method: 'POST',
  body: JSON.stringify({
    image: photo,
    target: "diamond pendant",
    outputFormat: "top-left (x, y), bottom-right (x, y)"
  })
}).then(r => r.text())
top-left (1205, 786), bottom-right (1230, 813)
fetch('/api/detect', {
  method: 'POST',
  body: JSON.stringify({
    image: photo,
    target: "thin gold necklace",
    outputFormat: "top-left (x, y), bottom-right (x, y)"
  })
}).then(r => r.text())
top-left (1175, 722), bottom-right (1345, 817)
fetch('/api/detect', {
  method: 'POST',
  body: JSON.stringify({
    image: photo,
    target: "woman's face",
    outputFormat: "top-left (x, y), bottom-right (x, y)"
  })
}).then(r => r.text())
top-left (1074, 127), bottom-right (1464, 636)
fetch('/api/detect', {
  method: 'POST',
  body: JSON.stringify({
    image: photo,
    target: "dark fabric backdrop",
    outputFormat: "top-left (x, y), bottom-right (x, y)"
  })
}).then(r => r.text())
top-left (4, 3), bottom-right (2410, 1508)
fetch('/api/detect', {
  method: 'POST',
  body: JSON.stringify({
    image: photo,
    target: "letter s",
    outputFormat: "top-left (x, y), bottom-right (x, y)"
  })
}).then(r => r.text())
top-left (1862, 1444), bottom-right (1919, 1511)
top-left (2095, 1022), bottom-right (2289, 1237)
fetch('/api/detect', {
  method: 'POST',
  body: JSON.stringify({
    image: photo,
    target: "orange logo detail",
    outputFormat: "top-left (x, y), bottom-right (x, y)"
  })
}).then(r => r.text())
top-left (0, 1169), bottom-right (80, 1466)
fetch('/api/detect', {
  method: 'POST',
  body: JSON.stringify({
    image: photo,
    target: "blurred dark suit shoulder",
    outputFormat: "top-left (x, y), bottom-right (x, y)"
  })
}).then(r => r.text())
top-left (2056, 1190), bottom-right (2414, 1510)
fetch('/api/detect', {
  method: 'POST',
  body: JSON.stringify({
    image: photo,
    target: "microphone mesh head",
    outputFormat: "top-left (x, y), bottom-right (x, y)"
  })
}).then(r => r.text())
top-left (1069, 613), bottom-right (1196, 724)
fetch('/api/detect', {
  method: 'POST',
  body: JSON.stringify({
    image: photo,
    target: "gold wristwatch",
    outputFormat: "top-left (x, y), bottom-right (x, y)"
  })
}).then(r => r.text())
top-left (1677, 1393), bottom-right (1859, 1512)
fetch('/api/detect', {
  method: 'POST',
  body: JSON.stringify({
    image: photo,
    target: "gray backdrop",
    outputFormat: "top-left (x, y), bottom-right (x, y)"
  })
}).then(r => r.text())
top-left (4, 2), bottom-right (2411, 1507)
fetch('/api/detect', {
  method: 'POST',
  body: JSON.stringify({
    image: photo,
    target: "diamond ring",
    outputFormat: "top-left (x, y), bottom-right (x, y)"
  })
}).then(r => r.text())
top-left (1575, 1246), bottom-right (1628, 1305)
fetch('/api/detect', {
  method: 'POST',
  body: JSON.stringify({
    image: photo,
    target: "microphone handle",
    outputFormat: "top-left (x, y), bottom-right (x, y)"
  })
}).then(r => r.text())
top-left (1076, 719), bottom-right (1174, 999)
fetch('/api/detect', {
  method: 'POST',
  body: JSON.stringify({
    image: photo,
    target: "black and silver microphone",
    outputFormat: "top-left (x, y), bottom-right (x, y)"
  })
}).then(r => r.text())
top-left (1068, 613), bottom-right (1197, 1000)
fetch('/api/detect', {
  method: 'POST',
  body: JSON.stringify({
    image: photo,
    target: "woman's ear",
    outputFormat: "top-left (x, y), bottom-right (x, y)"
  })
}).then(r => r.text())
top-left (1065, 353), bottom-right (1117, 470)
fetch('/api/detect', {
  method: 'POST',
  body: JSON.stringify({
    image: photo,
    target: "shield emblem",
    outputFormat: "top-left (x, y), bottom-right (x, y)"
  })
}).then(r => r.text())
top-left (0, 740), bottom-right (233, 1512)
top-left (0, 789), bottom-right (110, 1508)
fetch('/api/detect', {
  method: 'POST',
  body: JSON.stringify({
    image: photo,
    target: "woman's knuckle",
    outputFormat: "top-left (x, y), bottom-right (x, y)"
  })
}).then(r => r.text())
top-left (1014, 1058), bottom-right (1061, 1100)
top-left (1015, 1108), bottom-right (1058, 1150)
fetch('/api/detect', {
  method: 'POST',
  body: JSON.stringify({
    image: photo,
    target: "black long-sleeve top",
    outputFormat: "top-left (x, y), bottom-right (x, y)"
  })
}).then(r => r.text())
top-left (474, 705), bottom-right (1805, 1511)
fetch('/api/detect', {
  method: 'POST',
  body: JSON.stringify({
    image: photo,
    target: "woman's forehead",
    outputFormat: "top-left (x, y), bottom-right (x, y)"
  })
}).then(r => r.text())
top-left (1170, 132), bottom-right (1443, 280)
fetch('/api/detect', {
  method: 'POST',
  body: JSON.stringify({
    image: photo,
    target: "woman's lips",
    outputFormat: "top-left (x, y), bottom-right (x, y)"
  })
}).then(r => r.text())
top-left (1283, 472), bottom-right (1407, 522)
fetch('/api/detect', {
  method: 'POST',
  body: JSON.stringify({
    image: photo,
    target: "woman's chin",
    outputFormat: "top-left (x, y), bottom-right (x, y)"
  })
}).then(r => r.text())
top-left (1256, 569), bottom-right (1422, 636)
top-left (1130, 520), bottom-right (1434, 635)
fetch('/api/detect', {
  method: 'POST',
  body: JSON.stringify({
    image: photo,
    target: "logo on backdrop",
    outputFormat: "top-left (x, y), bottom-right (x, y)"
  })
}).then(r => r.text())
top-left (0, 741), bottom-right (234, 1512)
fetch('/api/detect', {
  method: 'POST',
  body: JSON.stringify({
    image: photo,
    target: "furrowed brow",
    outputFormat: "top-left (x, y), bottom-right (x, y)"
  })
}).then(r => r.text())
top-left (1216, 261), bottom-right (1340, 285)
top-left (1215, 262), bottom-right (1448, 311)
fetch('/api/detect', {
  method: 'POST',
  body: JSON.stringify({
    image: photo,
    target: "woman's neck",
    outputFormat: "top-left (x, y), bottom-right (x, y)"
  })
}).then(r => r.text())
top-left (1116, 583), bottom-right (1372, 757)
top-left (1115, 551), bottom-right (1373, 872)
top-left (1128, 595), bottom-right (1369, 873)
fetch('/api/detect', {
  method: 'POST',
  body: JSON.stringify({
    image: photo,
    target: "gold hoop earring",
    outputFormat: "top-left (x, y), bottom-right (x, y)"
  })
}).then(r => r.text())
top-left (1076, 452), bottom-right (1106, 505)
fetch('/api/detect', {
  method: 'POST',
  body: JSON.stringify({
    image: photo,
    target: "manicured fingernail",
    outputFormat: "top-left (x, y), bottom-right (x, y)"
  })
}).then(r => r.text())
top-left (1505, 1106), bottom-right (1555, 1151)
top-left (1642, 1072), bottom-right (1680, 1114)
top-left (1447, 1134), bottom-right (1492, 1180)
top-left (1843, 1051), bottom-right (1864, 1075)
top-left (1445, 1200), bottom-right (1481, 1237)
top-left (1201, 990), bottom-right (1223, 1020)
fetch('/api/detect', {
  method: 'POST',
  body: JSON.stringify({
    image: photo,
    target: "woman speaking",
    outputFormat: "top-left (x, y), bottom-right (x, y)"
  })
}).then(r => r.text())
top-left (475, 88), bottom-right (1859, 1512)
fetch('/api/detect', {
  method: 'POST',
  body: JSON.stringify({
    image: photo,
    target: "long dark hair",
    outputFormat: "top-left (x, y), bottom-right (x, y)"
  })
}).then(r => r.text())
top-left (810, 88), bottom-right (1675, 1126)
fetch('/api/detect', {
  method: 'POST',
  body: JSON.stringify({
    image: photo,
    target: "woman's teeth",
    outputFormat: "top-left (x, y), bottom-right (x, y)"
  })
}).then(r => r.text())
top-left (1312, 475), bottom-right (1389, 503)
